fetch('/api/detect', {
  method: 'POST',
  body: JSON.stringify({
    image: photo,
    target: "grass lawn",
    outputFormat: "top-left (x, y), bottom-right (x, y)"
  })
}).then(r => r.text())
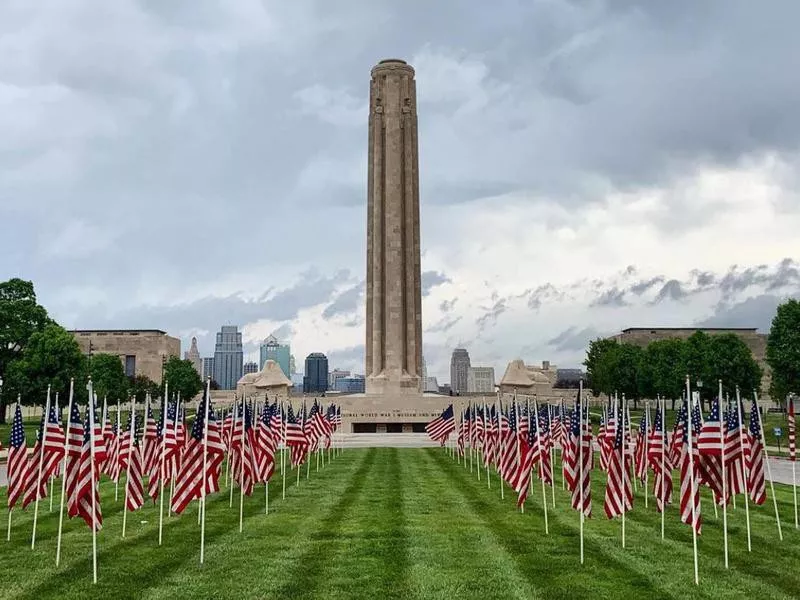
top-left (1, 448), bottom-right (799, 600)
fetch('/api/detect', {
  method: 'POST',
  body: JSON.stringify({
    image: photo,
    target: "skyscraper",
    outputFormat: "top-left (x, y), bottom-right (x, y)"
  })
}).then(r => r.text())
top-left (184, 336), bottom-right (202, 376)
top-left (450, 348), bottom-right (471, 395)
top-left (259, 335), bottom-right (291, 378)
top-left (303, 352), bottom-right (329, 394)
top-left (467, 366), bottom-right (496, 393)
top-left (202, 357), bottom-right (215, 382)
top-left (243, 361), bottom-right (258, 375)
top-left (213, 325), bottom-right (243, 390)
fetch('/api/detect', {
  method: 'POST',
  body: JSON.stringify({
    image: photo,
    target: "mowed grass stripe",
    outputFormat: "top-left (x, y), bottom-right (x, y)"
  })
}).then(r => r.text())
top-left (409, 449), bottom-right (542, 600)
top-left (428, 448), bottom-right (800, 600)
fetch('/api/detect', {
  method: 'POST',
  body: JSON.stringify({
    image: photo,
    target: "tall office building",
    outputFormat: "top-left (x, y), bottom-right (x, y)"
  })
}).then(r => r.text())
top-left (202, 357), bottom-right (215, 381)
top-left (329, 369), bottom-right (351, 390)
top-left (303, 352), bottom-right (329, 394)
top-left (259, 335), bottom-right (291, 377)
top-left (184, 336), bottom-right (202, 376)
top-left (450, 348), bottom-right (471, 394)
top-left (467, 366), bottom-right (496, 393)
top-left (213, 325), bottom-right (243, 390)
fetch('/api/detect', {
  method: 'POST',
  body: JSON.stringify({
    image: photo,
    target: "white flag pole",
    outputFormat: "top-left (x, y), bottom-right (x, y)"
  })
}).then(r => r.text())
top-left (718, 380), bottom-right (729, 569)
top-left (122, 396), bottom-right (136, 538)
top-left (282, 401), bottom-right (287, 500)
top-left (620, 394), bottom-right (626, 549)
top-left (238, 394), bottom-right (246, 533)
top-left (578, 380), bottom-right (585, 565)
top-left (115, 400), bottom-right (121, 502)
top-left (31, 385), bottom-right (52, 550)
top-left (534, 399), bottom-right (549, 532)
top-left (498, 394), bottom-right (505, 501)
top-left (55, 381), bottom-right (74, 565)
top-left (158, 381), bottom-right (168, 546)
top-left (88, 383), bottom-right (99, 584)
top-left (200, 377), bottom-right (211, 564)
top-left (685, 377), bottom-right (699, 585)
top-left (644, 400), bottom-right (650, 510)
top-left (484, 402), bottom-right (491, 489)
top-left (169, 392), bottom-right (180, 516)
top-left (229, 400), bottom-right (237, 507)
top-left (735, 387), bottom-right (752, 550)
top-left (755, 390), bottom-right (782, 540)
top-left (50, 392), bottom-right (59, 513)
top-left (659, 398), bottom-right (665, 540)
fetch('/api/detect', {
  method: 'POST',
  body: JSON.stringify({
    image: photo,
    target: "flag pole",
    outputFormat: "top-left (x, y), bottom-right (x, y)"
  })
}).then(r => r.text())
top-left (735, 387), bottom-right (752, 550)
top-left (659, 397), bottom-right (665, 540)
top-left (50, 392), bottom-right (59, 513)
top-left (685, 376), bottom-right (699, 585)
top-left (620, 394), bottom-right (626, 549)
top-left (158, 381), bottom-right (168, 546)
top-left (498, 394), bottom-right (505, 501)
top-left (282, 401), bottom-right (287, 500)
top-left (88, 382), bottom-right (99, 584)
top-left (485, 401), bottom-right (491, 489)
top-left (122, 396), bottom-right (136, 538)
top-left (115, 400), bottom-right (121, 502)
top-left (578, 380), bottom-right (585, 564)
top-left (56, 381), bottom-right (74, 565)
top-left (229, 399), bottom-right (237, 507)
top-left (169, 392), bottom-right (180, 516)
top-left (200, 377), bottom-right (211, 564)
top-left (514, 397), bottom-right (523, 514)
top-left (239, 394), bottom-right (246, 533)
top-left (754, 390), bottom-right (782, 541)
top-left (31, 385), bottom-right (52, 550)
top-left (548, 404), bottom-right (556, 508)
top-left (534, 399), bottom-right (549, 532)
top-left (644, 400), bottom-right (650, 509)
top-left (718, 380), bottom-right (729, 569)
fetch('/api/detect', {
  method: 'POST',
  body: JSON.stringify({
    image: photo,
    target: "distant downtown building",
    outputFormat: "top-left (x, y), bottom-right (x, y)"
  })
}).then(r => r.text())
top-left (303, 352), bottom-right (329, 394)
top-left (450, 348), bottom-right (471, 394)
top-left (213, 325), bottom-right (243, 390)
top-left (467, 366), bottom-right (496, 393)
top-left (184, 336), bottom-right (202, 377)
top-left (243, 361), bottom-right (258, 375)
top-left (329, 369), bottom-right (351, 390)
top-left (202, 357), bottom-right (215, 381)
top-left (259, 335), bottom-right (291, 378)
top-left (334, 374), bottom-right (365, 394)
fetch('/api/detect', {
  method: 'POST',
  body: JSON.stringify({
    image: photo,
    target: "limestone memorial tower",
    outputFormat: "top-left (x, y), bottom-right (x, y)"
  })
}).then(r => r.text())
top-left (365, 59), bottom-right (423, 396)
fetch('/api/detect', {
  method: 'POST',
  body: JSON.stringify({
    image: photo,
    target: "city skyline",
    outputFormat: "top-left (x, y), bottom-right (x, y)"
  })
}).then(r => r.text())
top-left (4, 3), bottom-right (798, 387)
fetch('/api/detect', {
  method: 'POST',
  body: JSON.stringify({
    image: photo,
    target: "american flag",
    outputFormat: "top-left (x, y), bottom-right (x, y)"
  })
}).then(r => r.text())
top-left (789, 396), bottom-right (796, 462)
top-left (171, 397), bottom-right (226, 514)
top-left (65, 401), bottom-right (84, 519)
top-left (598, 411), bottom-right (609, 472)
top-left (22, 403), bottom-right (65, 508)
top-left (142, 400), bottom-right (159, 481)
top-left (517, 402), bottom-right (529, 440)
top-left (568, 399), bottom-right (592, 517)
top-left (647, 405), bottom-right (673, 512)
top-left (107, 417), bottom-right (122, 482)
top-left (512, 411), bottom-right (535, 508)
top-left (253, 403), bottom-right (277, 483)
top-left (603, 402), bottom-right (632, 519)
top-left (122, 411), bottom-right (145, 512)
top-left (697, 397), bottom-right (725, 505)
top-left (500, 405), bottom-right (518, 484)
top-left (679, 399), bottom-right (702, 534)
top-left (634, 411), bottom-right (649, 483)
top-left (536, 405), bottom-right (553, 485)
top-left (75, 408), bottom-right (103, 531)
top-left (746, 399), bottom-right (766, 505)
top-left (425, 405), bottom-right (456, 446)
top-left (475, 405), bottom-right (485, 446)
top-left (724, 402), bottom-right (746, 497)
top-left (230, 402), bottom-right (258, 496)
top-left (7, 403), bottom-right (27, 509)
top-left (456, 408), bottom-right (466, 456)
top-left (285, 404), bottom-right (309, 467)
top-left (222, 408), bottom-right (234, 451)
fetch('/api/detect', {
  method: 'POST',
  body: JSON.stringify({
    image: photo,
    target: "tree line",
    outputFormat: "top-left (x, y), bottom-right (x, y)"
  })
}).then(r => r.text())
top-left (582, 298), bottom-right (800, 410)
top-left (0, 278), bottom-right (203, 423)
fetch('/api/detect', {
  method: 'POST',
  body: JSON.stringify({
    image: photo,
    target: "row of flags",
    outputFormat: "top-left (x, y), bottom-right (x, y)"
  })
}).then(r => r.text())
top-left (6, 379), bottom-right (343, 583)
top-left (426, 383), bottom-right (795, 582)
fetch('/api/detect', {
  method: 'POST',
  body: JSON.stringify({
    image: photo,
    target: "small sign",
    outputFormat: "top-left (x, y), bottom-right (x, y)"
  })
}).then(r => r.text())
top-left (773, 427), bottom-right (783, 438)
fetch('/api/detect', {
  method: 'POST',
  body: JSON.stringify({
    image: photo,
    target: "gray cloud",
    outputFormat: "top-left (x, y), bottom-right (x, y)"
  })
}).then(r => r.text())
top-left (322, 281), bottom-right (363, 319)
top-left (591, 287), bottom-right (627, 307)
top-left (696, 294), bottom-right (786, 332)
top-left (476, 298), bottom-right (507, 331)
top-left (439, 298), bottom-right (457, 313)
top-left (630, 276), bottom-right (664, 295)
top-left (326, 344), bottom-right (365, 374)
top-left (651, 279), bottom-right (688, 304)
top-left (421, 271), bottom-right (451, 296)
top-left (427, 316), bottom-right (462, 333)
top-left (547, 326), bottom-right (606, 352)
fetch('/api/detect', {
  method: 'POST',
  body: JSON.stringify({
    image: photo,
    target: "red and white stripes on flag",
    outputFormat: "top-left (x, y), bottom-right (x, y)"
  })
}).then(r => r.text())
top-left (647, 405), bottom-right (673, 512)
top-left (22, 404), bottom-right (65, 508)
top-left (75, 407), bottom-right (103, 531)
top-left (603, 400), bottom-right (633, 520)
top-left (789, 396), bottom-right (796, 462)
top-left (425, 405), bottom-right (456, 446)
top-left (7, 403), bottom-right (27, 509)
top-left (253, 404), bottom-right (277, 483)
top-left (746, 399), bottom-right (766, 505)
top-left (679, 401), bottom-right (702, 535)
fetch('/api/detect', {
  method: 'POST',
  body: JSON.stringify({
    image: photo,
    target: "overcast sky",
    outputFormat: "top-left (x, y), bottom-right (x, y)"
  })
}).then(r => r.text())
top-left (1, 1), bottom-right (799, 383)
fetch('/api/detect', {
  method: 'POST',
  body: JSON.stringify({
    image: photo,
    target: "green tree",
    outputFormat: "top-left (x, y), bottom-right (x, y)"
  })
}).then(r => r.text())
top-left (706, 333), bottom-right (762, 398)
top-left (0, 279), bottom-right (50, 422)
top-left (606, 343), bottom-right (645, 408)
top-left (641, 338), bottom-right (687, 409)
top-left (163, 357), bottom-right (203, 401)
top-left (583, 338), bottom-right (619, 396)
top-left (129, 374), bottom-right (160, 404)
top-left (684, 331), bottom-right (714, 406)
top-left (766, 298), bottom-right (800, 405)
top-left (89, 353), bottom-right (129, 401)
top-left (5, 323), bottom-right (87, 406)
